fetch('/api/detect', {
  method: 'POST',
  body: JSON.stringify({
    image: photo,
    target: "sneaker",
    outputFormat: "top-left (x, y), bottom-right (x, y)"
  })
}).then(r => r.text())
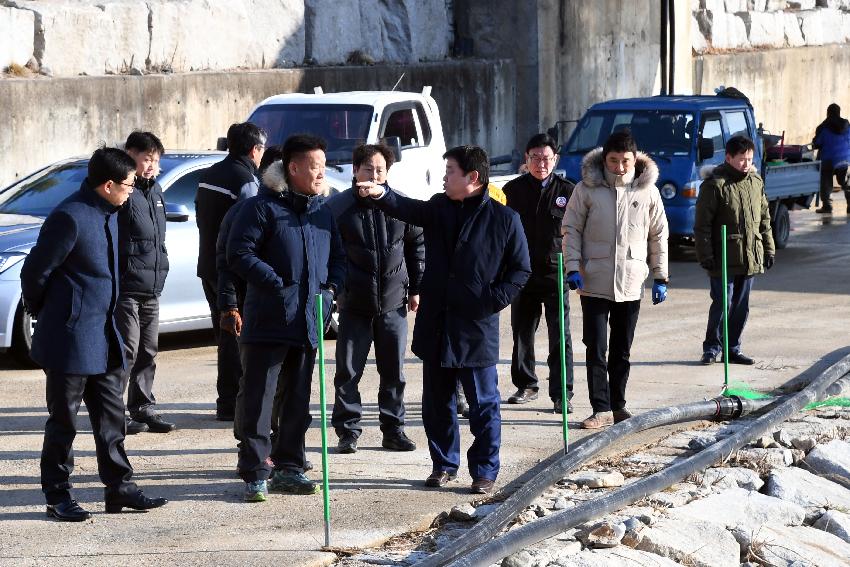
top-left (553, 398), bottom-right (573, 414)
top-left (581, 412), bottom-right (614, 429)
top-left (337, 433), bottom-right (358, 454)
top-left (612, 408), bottom-right (632, 423)
top-left (243, 480), bottom-right (267, 502)
top-left (382, 431), bottom-right (416, 451)
top-left (507, 388), bottom-right (538, 404)
top-left (268, 470), bottom-right (319, 495)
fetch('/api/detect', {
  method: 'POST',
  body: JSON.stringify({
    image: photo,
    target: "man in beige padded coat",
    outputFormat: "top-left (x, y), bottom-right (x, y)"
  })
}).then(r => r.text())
top-left (562, 130), bottom-right (669, 429)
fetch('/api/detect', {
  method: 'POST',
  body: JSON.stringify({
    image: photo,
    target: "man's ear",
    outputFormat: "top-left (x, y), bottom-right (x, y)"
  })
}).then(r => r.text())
top-left (467, 170), bottom-right (480, 186)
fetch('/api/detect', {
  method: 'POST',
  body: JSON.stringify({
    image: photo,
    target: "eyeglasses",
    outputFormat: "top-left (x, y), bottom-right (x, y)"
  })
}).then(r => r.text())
top-left (115, 179), bottom-right (137, 189)
top-left (527, 154), bottom-right (556, 164)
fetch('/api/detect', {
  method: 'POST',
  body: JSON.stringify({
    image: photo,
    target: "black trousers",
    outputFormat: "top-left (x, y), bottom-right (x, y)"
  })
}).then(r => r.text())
top-left (580, 296), bottom-right (641, 413)
top-left (703, 275), bottom-right (753, 357)
top-left (201, 277), bottom-right (242, 414)
top-left (236, 342), bottom-right (316, 482)
top-left (110, 294), bottom-right (160, 418)
top-left (41, 369), bottom-right (137, 504)
top-left (510, 289), bottom-right (574, 400)
top-left (819, 159), bottom-right (849, 209)
top-left (331, 307), bottom-right (408, 438)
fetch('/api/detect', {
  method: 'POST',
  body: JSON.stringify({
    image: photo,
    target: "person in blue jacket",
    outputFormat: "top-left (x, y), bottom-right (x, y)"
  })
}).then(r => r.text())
top-left (358, 145), bottom-right (531, 495)
top-left (227, 135), bottom-right (346, 502)
top-left (21, 147), bottom-right (167, 521)
top-left (812, 103), bottom-right (850, 214)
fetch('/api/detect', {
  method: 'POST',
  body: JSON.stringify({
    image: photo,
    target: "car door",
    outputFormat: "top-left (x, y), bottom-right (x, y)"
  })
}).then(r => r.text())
top-left (381, 103), bottom-right (432, 199)
top-left (698, 112), bottom-right (726, 167)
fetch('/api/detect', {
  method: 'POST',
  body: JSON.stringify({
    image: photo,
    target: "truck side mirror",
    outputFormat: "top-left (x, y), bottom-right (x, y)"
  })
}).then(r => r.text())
top-left (381, 136), bottom-right (403, 163)
top-left (547, 125), bottom-right (559, 144)
top-left (165, 202), bottom-right (190, 222)
top-left (698, 138), bottom-right (714, 162)
top-left (216, 137), bottom-right (228, 151)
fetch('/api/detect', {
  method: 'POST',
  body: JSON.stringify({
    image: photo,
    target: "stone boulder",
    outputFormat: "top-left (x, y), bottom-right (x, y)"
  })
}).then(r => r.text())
top-left (742, 523), bottom-right (850, 566)
top-left (552, 546), bottom-right (685, 566)
top-left (670, 487), bottom-right (805, 532)
top-left (813, 509), bottom-right (850, 544)
top-left (635, 517), bottom-right (739, 567)
top-left (567, 470), bottom-right (625, 488)
top-left (805, 439), bottom-right (850, 488)
top-left (0, 6), bottom-right (34, 69)
top-left (766, 466), bottom-right (850, 522)
top-left (699, 466), bottom-right (764, 491)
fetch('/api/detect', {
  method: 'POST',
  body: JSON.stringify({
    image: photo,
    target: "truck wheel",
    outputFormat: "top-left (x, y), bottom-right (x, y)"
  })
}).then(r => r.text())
top-left (10, 302), bottom-right (37, 367)
top-left (773, 203), bottom-right (790, 250)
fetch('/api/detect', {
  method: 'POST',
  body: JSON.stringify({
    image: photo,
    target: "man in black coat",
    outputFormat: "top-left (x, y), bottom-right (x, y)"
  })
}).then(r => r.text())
top-left (21, 148), bottom-right (167, 521)
top-left (359, 145), bottom-right (530, 495)
top-left (227, 135), bottom-right (345, 501)
top-left (326, 144), bottom-right (424, 454)
top-left (110, 131), bottom-right (174, 435)
top-left (503, 133), bottom-right (575, 413)
top-left (196, 122), bottom-right (266, 421)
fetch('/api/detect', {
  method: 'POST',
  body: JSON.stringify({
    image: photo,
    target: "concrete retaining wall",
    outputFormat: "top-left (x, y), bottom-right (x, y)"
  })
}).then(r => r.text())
top-left (0, 60), bottom-right (515, 188)
top-left (694, 44), bottom-right (850, 143)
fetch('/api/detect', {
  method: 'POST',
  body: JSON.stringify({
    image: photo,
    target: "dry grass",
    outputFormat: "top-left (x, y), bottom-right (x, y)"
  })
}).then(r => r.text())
top-left (4, 63), bottom-right (33, 78)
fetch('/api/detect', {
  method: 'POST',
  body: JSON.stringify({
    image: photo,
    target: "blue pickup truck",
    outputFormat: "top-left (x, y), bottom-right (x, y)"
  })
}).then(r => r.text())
top-left (556, 95), bottom-right (820, 249)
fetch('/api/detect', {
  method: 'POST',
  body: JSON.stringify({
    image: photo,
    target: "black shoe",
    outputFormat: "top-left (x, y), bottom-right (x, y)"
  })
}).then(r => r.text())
top-left (700, 352), bottom-right (717, 365)
top-left (215, 409), bottom-right (235, 421)
top-left (456, 393), bottom-right (470, 418)
top-left (553, 398), bottom-right (573, 414)
top-left (125, 418), bottom-right (148, 435)
top-left (337, 433), bottom-right (358, 454)
top-left (726, 352), bottom-right (755, 365)
top-left (815, 206), bottom-right (833, 214)
top-left (46, 500), bottom-right (92, 522)
top-left (424, 470), bottom-right (457, 488)
top-left (613, 408), bottom-right (632, 423)
top-left (136, 413), bottom-right (176, 433)
top-left (470, 478), bottom-right (495, 494)
top-left (105, 490), bottom-right (168, 513)
top-left (508, 388), bottom-right (538, 404)
top-left (382, 431), bottom-right (416, 451)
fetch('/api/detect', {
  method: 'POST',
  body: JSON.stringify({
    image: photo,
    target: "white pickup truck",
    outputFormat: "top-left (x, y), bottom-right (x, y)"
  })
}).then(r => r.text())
top-left (238, 87), bottom-right (448, 199)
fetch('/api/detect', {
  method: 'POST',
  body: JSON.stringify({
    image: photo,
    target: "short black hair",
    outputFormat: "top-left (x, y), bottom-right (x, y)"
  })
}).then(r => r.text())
top-left (725, 135), bottom-right (755, 156)
top-left (124, 131), bottom-right (165, 156)
top-left (227, 122), bottom-right (267, 157)
top-left (88, 147), bottom-right (137, 187)
top-left (352, 143), bottom-right (395, 169)
top-left (258, 144), bottom-right (284, 176)
top-left (827, 103), bottom-right (841, 117)
top-left (443, 145), bottom-right (489, 188)
top-left (602, 130), bottom-right (638, 158)
top-left (525, 133), bottom-right (558, 154)
top-left (282, 134), bottom-right (327, 183)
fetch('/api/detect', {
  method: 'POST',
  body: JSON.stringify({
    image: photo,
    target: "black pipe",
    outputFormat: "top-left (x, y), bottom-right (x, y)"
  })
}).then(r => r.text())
top-left (448, 357), bottom-right (850, 567)
top-left (668, 0), bottom-right (675, 94)
top-left (414, 395), bottom-right (767, 567)
top-left (660, 0), bottom-right (668, 96)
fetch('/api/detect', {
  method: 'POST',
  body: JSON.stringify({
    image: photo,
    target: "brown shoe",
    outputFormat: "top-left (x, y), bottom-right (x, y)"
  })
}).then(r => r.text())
top-left (424, 470), bottom-right (457, 488)
top-left (612, 409), bottom-right (632, 423)
top-left (581, 412), bottom-right (614, 429)
top-left (470, 478), bottom-right (495, 494)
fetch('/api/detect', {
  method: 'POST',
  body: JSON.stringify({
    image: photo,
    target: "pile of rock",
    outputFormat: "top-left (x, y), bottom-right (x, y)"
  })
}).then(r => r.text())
top-left (334, 406), bottom-right (850, 567)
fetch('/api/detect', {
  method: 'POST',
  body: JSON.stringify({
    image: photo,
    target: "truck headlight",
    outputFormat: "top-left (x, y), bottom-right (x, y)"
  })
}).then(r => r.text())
top-left (0, 253), bottom-right (26, 274)
top-left (660, 183), bottom-right (677, 199)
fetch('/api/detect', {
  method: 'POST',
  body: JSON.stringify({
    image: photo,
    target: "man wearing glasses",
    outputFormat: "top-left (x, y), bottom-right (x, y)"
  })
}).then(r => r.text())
top-left (503, 133), bottom-right (575, 414)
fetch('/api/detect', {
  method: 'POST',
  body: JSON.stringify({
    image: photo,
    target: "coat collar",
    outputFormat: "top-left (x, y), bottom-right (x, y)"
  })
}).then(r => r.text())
top-left (579, 147), bottom-right (659, 190)
top-left (80, 179), bottom-right (120, 214)
top-left (261, 160), bottom-right (331, 197)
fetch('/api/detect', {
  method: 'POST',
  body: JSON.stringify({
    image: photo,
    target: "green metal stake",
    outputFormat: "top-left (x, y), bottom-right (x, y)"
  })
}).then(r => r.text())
top-left (557, 253), bottom-right (569, 455)
top-left (316, 293), bottom-right (331, 548)
top-left (721, 225), bottom-right (730, 392)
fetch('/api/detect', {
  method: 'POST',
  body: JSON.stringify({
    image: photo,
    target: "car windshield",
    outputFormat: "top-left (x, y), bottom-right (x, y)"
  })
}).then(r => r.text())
top-left (0, 161), bottom-right (88, 217)
top-left (565, 110), bottom-right (695, 157)
top-left (248, 104), bottom-right (373, 162)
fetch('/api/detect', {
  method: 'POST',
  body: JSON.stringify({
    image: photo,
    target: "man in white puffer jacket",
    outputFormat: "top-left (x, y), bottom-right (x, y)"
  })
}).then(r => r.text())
top-left (562, 130), bottom-right (669, 429)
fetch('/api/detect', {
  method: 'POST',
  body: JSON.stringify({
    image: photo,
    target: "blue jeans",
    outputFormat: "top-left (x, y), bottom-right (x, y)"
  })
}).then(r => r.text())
top-left (703, 275), bottom-right (754, 356)
top-left (421, 363), bottom-right (501, 481)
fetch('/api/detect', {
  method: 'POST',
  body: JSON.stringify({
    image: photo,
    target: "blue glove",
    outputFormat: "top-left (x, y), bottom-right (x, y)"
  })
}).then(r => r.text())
top-left (566, 271), bottom-right (583, 291)
top-left (652, 280), bottom-right (667, 305)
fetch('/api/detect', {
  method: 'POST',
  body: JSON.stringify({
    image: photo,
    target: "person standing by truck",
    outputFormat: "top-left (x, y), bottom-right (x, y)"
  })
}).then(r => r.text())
top-left (695, 135), bottom-right (774, 366)
top-left (503, 133), bottom-right (575, 414)
top-left (562, 131), bottom-right (669, 430)
top-left (812, 103), bottom-right (850, 214)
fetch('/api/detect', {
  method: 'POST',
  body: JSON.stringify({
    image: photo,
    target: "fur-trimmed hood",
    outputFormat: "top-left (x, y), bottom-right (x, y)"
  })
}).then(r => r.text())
top-left (580, 147), bottom-right (659, 190)
top-left (260, 160), bottom-right (331, 196)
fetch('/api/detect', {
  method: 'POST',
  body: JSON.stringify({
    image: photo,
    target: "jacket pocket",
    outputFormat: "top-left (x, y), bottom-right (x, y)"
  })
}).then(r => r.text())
top-left (752, 232), bottom-right (763, 269)
top-left (627, 242), bottom-right (648, 261)
top-left (725, 233), bottom-right (745, 268)
top-left (65, 280), bottom-right (82, 329)
top-left (281, 283), bottom-right (299, 326)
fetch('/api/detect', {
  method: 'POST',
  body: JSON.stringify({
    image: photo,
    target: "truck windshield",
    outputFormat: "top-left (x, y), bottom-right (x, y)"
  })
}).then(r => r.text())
top-left (248, 104), bottom-right (373, 163)
top-left (566, 110), bottom-right (695, 157)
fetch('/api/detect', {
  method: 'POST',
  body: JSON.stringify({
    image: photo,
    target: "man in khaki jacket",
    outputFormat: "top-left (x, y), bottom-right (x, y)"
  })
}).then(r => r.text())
top-left (562, 131), bottom-right (669, 429)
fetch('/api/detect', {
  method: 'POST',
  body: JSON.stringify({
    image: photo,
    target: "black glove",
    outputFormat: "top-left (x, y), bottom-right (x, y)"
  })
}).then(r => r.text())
top-left (700, 258), bottom-right (715, 272)
top-left (765, 254), bottom-right (775, 270)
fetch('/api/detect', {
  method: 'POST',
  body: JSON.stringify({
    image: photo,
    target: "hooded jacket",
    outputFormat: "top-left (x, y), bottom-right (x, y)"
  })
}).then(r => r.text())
top-left (813, 116), bottom-right (850, 166)
top-left (326, 186), bottom-right (424, 316)
top-left (117, 176), bottom-right (169, 297)
top-left (562, 148), bottom-right (669, 302)
top-left (694, 162), bottom-right (774, 278)
top-left (226, 161), bottom-right (346, 348)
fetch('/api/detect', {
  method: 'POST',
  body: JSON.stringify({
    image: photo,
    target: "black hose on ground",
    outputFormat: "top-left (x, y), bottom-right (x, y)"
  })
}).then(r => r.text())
top-left (415, 394), bottom-right (770, 567)
top-left (448, 356), bottom-right (850, 567)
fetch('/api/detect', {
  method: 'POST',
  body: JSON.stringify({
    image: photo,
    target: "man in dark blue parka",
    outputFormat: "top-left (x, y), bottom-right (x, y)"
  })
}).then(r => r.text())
top-left (359, 145), bottom-right (531, 494)
top-left (21, 148), bottom-right (167, 521)
top-left (227, 135), bottom-right (345, 501)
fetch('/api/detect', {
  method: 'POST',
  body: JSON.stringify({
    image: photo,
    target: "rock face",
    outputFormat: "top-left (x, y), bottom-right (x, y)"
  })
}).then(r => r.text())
top-left (804, 439), bottom-right (850, 486)
top-left (766, 466), bottom-right (850, 522)
top-left (0, 6), bottom-right (34, 69)
top-left (635, 517), bottom-right (740, 567)
top-left (740, 10), bottom-right (788, 47)
top-left (670, 487), bottom-right (805, 531)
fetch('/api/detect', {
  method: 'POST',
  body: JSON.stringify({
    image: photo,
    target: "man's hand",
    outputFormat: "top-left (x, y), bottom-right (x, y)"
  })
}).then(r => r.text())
top-left (356, 181), bottom-right (385, 198)
top-left (765, 254), bottom-right (775, 270)
top-left (566, 271), bottom-right (583, 291)
top-left (220, 309), bottom-right (242, 336)
top-left (700, 258), bottom-right (716, 272)
top-left (652, 280), bottom-right (668, 305)
top-left (409, 294), bottom-right (420, 313)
